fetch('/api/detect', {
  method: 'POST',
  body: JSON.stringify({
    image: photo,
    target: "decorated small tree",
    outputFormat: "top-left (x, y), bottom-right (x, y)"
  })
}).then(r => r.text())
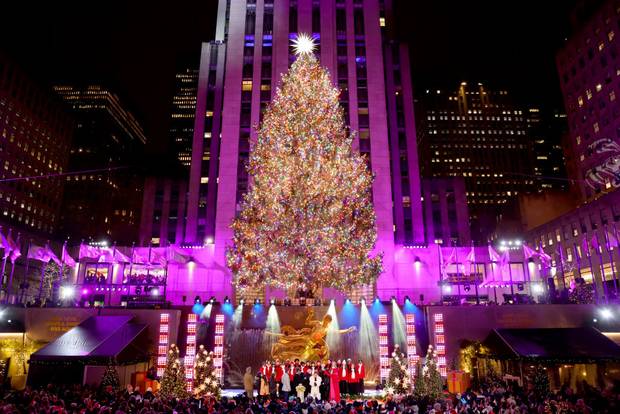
top-left (193, 345), bottom-right (221, 397)
top-left (530, 365), bottom-right (550, 399)
top-left (100, 361), bottom-right (120, 391)
top-left (158, 344), bottom-right (188, 399)
top-left (384, 344), bottom-right (410, 395)
top-left (422, 345), bottom-right (444, 400)
top-left (412, 360), bottom-right (426, 400)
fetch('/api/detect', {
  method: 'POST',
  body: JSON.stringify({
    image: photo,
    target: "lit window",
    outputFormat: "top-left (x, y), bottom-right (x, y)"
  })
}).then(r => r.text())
top-left (242, 80), bottom-right (253, 91)
top-left (379, 17), bottom-right (385, 27)
top-left (578, 96), bottom-right (584, 107)
top-left (200, 177), bottom-right (209, 184)
top-left (586, 89), bottom-right (593, 100)
top-left (576, 135), bottom-right (581, 145)
top-left (594, 122), bottom-right (599, 133)
top-left (610, 91), bottom-right (616, 101)
top-left (260, 84), bottom-right (271, 91)
top-left (596, 83), bottom-right (602, 92)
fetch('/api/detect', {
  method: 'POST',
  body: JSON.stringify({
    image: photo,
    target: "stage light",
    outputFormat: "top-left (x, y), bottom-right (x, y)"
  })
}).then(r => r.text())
top-left (532, 283), bottom-right (544, 294)
top-left (255, 298), bottom-right (261, 305)
top-left (151, 288), bottom-right (160, 296)
top-left (391, 296), bottom-right (396, 303)
top-left (404, 296), bottom-right (410, 303)
top-left (375, 296), bottom-right (380, 303)
top-left (464, 285), bottom-right (470, 292)
top-left (240, 298), bottom-right (245, 305)
top-left (270, 298), bottom-right (275, 305)
top-left (345, 298), bottom-right (351, 304)
top-left (82, 288), bottom-right (89, 295)
top-left (361, 298), bottom-right (366, 306)
top-left (224, 296), bottom-right (230, 304)
top-left (60, 286), bottom-right (75, 300)
top-left (194, 295), bottom-right (201, 304)
top-left (442, 285), bottom-right (452, 294)
top-left (0, 310), bottom-right (4, 320)
top-left (210, 296), bottom-right (216, 304)
top-left (330, 299), bottom-right (335, 305)
top-left (205, 237), bottom-right (214, 244)
top-left (599, 308), bottom-right (614, 320)
top-left (528, 257), bottom-right (535, 263)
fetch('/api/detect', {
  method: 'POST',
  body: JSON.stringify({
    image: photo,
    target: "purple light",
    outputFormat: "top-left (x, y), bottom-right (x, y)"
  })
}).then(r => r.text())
top-left (82, 288), bottom-right (89, 295)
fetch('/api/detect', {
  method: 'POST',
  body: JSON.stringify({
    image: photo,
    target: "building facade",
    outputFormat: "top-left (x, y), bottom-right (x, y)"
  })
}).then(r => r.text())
top-left (421, 177), bottom-right (471, 246)
top-left (138, 176), bottom-right (188, 246)
top-left (170, 69), bottom-right (199, 168)
top-left (417, 83), bottom-right (536, 242)
top-left (527, 108), bottom-right (569, 191)
top-left (556, 0), bottom-right (620, 200)
top-left (53, 85), bottom-right (147, 244)
top-left (0, 54), bottom-right (73, 236)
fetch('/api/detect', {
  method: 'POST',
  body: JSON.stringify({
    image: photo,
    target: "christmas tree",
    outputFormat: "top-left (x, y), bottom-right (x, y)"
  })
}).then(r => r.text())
top-left (385, 344), bottom-right (410, 395)
top-left (227, 34), bottom-right (382, 294)
top-left (422, 345), bottom-right (443, 400)
top-left (100, 361), bottom-right (120, 391)
top-left (530, 365), bottom-right (550, 398)
top-left (158, 344), bottom-right (188, 399)
top-left (193, 345), bottom-right (221, 397)
top-left (412, 360), bottom-right (426, 400)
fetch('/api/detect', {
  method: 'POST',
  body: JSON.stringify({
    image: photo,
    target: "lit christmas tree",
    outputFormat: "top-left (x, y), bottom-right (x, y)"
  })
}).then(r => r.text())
top-left (385, 344), bottom-right (410, 395)
top-left (412, 360), bottom-right (426, 400)
top-left (100, 361), bottom-right (120, 391)
top-left (158, 344), bottom-right (188, 399)
top-left (227, 34), bottom-right (382, 294)
top-left (193, 345), bottom-right (221, 397)
top-left (421, 345), bottom-right (443, 400)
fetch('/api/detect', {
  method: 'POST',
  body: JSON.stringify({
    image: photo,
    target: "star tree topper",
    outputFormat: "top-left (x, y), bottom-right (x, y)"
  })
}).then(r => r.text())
top-left (292, 33), bottom-right (317, 56)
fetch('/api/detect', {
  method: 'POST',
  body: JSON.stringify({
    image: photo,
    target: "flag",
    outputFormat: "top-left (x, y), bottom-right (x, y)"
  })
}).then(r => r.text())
top-left (581, 237), bottom-right (591, 258)
top-left (98, 247), bottom-right (131, 263)
top-left (537, 243), bottom-right (552, 266)
top-left (7, 233), bottom-right (21, 263)
top-left (0, 230), bottom-right (9, 259)
top-left (523, 244), bottom-right (538, 259)
top-left (488, 244), bottom-right (501, 263)
top-left (79, 243), bottom-right (102, 260)
top-left (590, 234), bottom-right (601, 253)
top-left (132, 249), bottom-right (150, 264)
top-left (463, 246), bottom-right (476, 275)
top-left (61, 244), bottom-right (77, 267)
top-left (28, 244), bottom-right (59, 263)
top-left (606, 229), bottom-right (619, 248)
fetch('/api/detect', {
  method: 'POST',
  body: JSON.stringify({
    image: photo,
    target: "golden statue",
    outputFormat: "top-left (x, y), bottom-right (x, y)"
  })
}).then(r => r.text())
top-left (266, 309), bottom-right (355, 361)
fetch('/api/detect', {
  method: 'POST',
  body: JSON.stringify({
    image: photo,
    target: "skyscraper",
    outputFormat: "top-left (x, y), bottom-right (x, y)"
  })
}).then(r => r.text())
top-left (54, 85), bottom-right (147, 244)
top-left (0, 53), bottom-right (73, 236)
top-left (417, 83), bottom-right (536, 241)
top-left (556, 0), bottom-right (620, 200)
top-left (170, 69), bottom-right (199, 168)
top-left (181, 0), bottom-right (426, 298)
top-left (527, 108), bottom-right (569, 191)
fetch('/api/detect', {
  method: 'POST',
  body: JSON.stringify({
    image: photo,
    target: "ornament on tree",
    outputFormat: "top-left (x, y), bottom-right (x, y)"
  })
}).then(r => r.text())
top-left (158, 344), bottom-right (188, 399)
top-left (227, 33), bottom-right (382, 294)
top-left (385, 344), bottom-right (410, 395)
top-left (193, 345), bottom-right (221, 397)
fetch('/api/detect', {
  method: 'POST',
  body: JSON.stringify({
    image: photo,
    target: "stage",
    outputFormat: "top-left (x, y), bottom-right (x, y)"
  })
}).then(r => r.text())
top-left (220, 389), bottom-right (384, 399)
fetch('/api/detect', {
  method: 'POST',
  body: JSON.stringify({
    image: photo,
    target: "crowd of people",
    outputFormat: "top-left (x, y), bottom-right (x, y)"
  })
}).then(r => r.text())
top-left (1, 377), bottom-right (619, 414)
top-left (251, 359), bottom-right (366, 401)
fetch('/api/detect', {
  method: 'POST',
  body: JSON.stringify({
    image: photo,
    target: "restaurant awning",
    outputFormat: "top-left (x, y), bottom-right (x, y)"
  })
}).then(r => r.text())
top-left (30, 315), bottom-right (149, 365)
top-left (482, 327), bottom-right (620, 363)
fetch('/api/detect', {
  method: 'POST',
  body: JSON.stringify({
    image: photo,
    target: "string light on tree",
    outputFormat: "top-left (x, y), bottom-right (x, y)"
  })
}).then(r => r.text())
top-left (227, 33), bottom-right (382, 294)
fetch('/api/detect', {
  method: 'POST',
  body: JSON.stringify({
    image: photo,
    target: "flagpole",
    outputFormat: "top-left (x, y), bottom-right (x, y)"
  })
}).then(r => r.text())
top-left (37, 241), bottom-right (50, 303)
top-left (6, 232), bottom-right (19, 305)
top-left (594, 233), bottom-right (609, 303)
top-left (471, 242), bottom-right (479, 304)
top-left (455, 245), bottom-right (461, 302)
top-left (611, 224), bottom-right (620, 297)
top-left (584, 238), bottom-right (599, 304)
top-left (0, 228), bottom-right (8, 296)
top-left (557, 245), bottom-right (566, 291)
top-left (128, 242), bottom-right (135, 286)
top-left (437, 243), bottom-right (443, 304)
top-left (21, 240), bottom-right (32, 305)
top-left (58, 240), bottom-right (67, 303)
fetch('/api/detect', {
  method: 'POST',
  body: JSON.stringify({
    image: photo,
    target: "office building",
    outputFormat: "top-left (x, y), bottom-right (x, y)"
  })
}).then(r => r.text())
top-left (53, 85), bottom-right (147, 244)
top-left (170, 69), bottom-right (199, 168)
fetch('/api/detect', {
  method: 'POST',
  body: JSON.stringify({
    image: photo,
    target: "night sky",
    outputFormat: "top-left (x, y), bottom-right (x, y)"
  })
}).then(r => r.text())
top-left (1, 0), bottom-right (576, 155)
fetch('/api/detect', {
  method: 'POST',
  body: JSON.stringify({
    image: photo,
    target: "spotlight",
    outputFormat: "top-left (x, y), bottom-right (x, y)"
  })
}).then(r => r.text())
top-left (60, 286), bottom-right (76, 300)
top-left (464, 285), bottom-right (470, 292)
top-left (151, 288), bottom-right (160, 297)
top-left (224, 296), bottom-right (230, 304)
top-left (205, 237), bottom-right (214, 244)
top-left (330, 299), bottom-right (335, 305)
top-left (532, 284), bottom-right (544, 294)
top-left (414, 256), bottom-right (421, 264)
top-left (404, 296), bottom-right (410, 303)
top-left (194, 295), bottom-right (201, 304)
top-left (361, 298), bottom-right (366, 305)
top-left (599, 308), bottom-right (614, 320)
top-left (82, 288), bottom-right (90, 295)
top-left (345, 298), bottom-right (351, 304)
top-left (240, 298), bottom-right (245, 305)
top-left (442, 285), bottom-right (452, 294)
top-left (270, 298), bottom-right (275, 305)
top-left (375, 296), bottom-right (380, 303)
top-left (391, 296), bottom-right (396, 302)
top-left (528, 257), bottom-right (535, 263)
top-left (255, 298), bottom-right (261, 305)
top-left (210, 296), bottom-right (216, 304)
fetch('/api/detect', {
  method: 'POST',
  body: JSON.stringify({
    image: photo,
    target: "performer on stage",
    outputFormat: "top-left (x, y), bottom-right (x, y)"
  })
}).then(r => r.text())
top-left (339, 360), bottom-right (348, 395)
top-left (329, 362), bottom-right (340, 401)
top-left (309, 371), bottom-right (322, 400)
top-left (356, 359), bottom-right (365, 395)
top-left (347, 359), bottom-right (358, 395)
top-left (320, 363), bottom-right (330, 401)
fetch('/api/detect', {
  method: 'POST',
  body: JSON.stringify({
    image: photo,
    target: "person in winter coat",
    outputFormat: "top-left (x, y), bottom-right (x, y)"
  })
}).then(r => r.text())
top-left (243, 367), bottom-right (254, 398)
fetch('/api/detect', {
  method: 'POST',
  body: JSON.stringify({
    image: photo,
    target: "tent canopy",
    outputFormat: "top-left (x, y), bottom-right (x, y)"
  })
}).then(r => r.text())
top-left (30, 315), bottom-right (149, 365)
top-left (482, 327), bottom-right (620, 362)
